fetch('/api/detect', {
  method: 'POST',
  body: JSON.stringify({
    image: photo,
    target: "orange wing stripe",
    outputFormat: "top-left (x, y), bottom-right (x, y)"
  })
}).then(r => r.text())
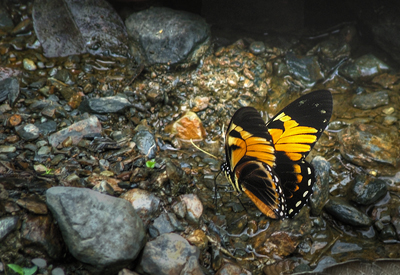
top-left (243, 189), bottom-right (278, 219)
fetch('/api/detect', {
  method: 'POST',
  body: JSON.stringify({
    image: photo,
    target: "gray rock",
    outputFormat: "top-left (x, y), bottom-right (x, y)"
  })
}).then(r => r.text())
top-left (125, 7), bottom-right (210, 65)
top-left (79, 96), bottom-right (132, 114)
top-left (16, 124), bottom-right (40, 141)
top-left (351, 174), bottom-right (388, 205)
top-left (310, 156), bottom-right (330, 216)
top-left (31, 258), bottom-right (47, 269)
top-left (133, 127), bottom-right (157, 159)
top-left (0, 77), bottom-right (19, 106)
top-left (330, 240), bottom-right (362, 255)
top-left (339, 54), bottom-right (390, 80)
top-left (286, 51), bottom-right (324, 85)
top-left (324, 197), bottom-right (371, 227)
top-left (180, 255), bottom-right (204, 275)
top-left (48, 116), bottom-right (102, 147)
top-left (152, 213), bottom-right (184, 236)
top-left (138, 233), bottom-right (200, 275)
top-left (46, 187), bottom-right (146, 274)
top-left (180, 194), bottom-right (203, 224)
top-left (352, 90), bottom-right (389, 110)
top-left (0, 216), bottom-right (19, 241)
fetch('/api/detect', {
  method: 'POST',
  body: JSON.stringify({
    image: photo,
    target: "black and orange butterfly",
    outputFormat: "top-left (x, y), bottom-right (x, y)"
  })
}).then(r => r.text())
top-left (221, 90), bottom-right (333, 219)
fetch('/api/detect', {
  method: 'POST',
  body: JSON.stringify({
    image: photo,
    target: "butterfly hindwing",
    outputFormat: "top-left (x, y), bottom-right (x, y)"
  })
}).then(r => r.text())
top-left (222, 90), bottom-right (333, 219)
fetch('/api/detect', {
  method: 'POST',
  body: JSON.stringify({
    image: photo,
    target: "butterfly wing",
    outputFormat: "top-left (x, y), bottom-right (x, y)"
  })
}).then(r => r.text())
top-left (266, 90), bottom-right (333, 217)
top-left (235, 159), bottom-right (287, 219)
top-left (223, 107), bottom-right (285, 219)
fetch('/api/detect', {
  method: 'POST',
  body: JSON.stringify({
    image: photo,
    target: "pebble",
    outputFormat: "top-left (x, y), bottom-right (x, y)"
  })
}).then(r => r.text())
top-left (0, 145), bottom-right (16, 153)
top-left (286, 51), bottom-right (324, 84)
top-left (151, 213), bottom-right (184, 236)
top-left (165, 111), bottom-right (206, 141)
top-left (0, 216), bottom-right (19, 241)
top-left (310, 156), bottom-right (330, 216)
top-left (180, 194), bottom-right (204, 224)
top-left (23, 58), bottom-right (37, 70)
top-left (16, 197), bottom-right (48, 214)
top-left (31, 258), bottom-right (47, 269)
top-left (352, 90), bottom-right (389, 109)
top-left (132, 126), bottom-right (157, 159)
top-left (15, 123), bottom-right (40, 140)
top-left (324, 197), bottom-right (372, 227)
top-left (350, 174), bottom-right (388, 205)
top-left (138, 233), bottom-right (200, 275)
top-left (339, 54), bottom-right (390, 80)
top-left (0, 77), bottom-right (19, 106)
top-left (51, 267), bottom-right (66, 275)
top-left (78, 96), bottom-right (132, 114)
top-left (249, 41), bottom-right (265, 55)
top-left (330, 240), bottom-right (362, 255)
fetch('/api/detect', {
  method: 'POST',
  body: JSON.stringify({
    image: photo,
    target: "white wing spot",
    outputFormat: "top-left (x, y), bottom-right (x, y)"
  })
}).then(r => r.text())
top-left (307, 167), bottom-right (312, 174)
top-left (303, 191), bottom-right (309, 197)
top-left (288, 209), bottom-right (293, 215)
top-left (296, 201), bottom-right (302, 207)
top-left (308, 179), bottom-right (312, 186)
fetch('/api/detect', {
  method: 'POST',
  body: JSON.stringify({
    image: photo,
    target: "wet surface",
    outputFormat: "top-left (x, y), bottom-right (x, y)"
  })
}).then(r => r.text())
top-left (0, 1), bottom-right (400, 274)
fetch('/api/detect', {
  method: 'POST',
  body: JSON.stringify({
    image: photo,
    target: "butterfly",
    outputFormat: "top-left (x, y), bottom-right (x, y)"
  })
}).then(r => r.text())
top-left (221, 90), bottom-right (333, 219)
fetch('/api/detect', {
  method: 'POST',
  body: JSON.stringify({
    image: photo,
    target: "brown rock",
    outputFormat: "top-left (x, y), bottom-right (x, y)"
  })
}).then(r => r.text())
top-left (165, 111), bottom-right (206, 141)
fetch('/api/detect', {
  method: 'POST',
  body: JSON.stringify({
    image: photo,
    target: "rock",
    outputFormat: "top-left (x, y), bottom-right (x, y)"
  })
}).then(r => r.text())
top-left (16, 197), bottom-right (48, 215)
top-left (330, 240), bottom-right (362, 255)
top-left (180, 194), bottom-right (203, 224)
top-left (21, 214), bottom-right (64, 259)
top-left (216, 263), bottom-right (242, 275)
top-left (31, 258), bottom-right (47, 269)
top-left (120, 188), bottom-right (160, 225)
top-left (23, 58), bottom-right (37, 71)
top-left (165, 111), bottom-right (206, 141)
top-left (15, 124), bottom-right (40, 141)
top-left (46, 187), bottom-right (146, 273)
top-left (310, 156), bottom-right (330, 216)
top-left (324, 197), bottom-right (371, 227)
top-left (48, 116), bottom-right (102, 147)
top-left (132, 126), bottom-right (157, 159)
top-left (186, 229), bottom-right (208, 250)
top-left (339, 54), bottom-right (390, 81)
top-left (286, 51), bottom-right (324, 85)
top-left (180, 255), bottom-right (204, 275)
top-left (0, 2), bottom-right (14, 30)
top-left (78, 96), bottom-right (132, 114)
top-left (352, 90), bottom-right (389, 110)
top-left (0, 216), bottom-right (19, 242)
top-left (51, 267), bottom-right (66, 275)
top-left (138, 233), bottom-right (200, 275)
top-left (151, 213), bottom-right (184, 236)
top-left (0, 77), bottom-right (19, 106)
top-left (350, 174), bottom-right (388, 205)
top-left (249, 41), bottom-right (265, 55)
top-left (125, 7), bottom-right (210, 65)
top-left (0, 145), bottom-right (16, 153)
top-left (337, 123), bottom-right (399, 168)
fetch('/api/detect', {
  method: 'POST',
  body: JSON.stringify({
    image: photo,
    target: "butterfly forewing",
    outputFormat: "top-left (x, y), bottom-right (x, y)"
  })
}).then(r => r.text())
top-left (222, 90), bottom-right (333, 219)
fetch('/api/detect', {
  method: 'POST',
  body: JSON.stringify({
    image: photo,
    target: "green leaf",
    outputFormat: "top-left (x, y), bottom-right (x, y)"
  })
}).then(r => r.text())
top-left (7, 264), bottom-right (24, 275)
top-left (146, 159), bottom-right (156, 169)
top-left (23, 266), bottom-right (38, 275)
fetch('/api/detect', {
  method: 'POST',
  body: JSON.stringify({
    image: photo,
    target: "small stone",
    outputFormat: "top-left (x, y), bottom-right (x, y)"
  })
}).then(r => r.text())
top-left (187, 229), bottom-right (208, 250)
top-left (0, 145), bottom-right (16, 153)
top-left (15, 123), bottom-right (40, 141)
top-left (152, 213), bottom-right (183, 235)
top-left (51, 267), bottom-right (65, 275)
top-left (37, 146), bottom-right (51, 156)
top-left (23, 58), bottom-right (37, 71)
top-left (383, 116), bottom-right (397, 126)
top-left (180, 194), bottom-right (203, 224)
top-left (324, 197), bottom-right (371, 227)
top-left (165, 112), bottom-right (206, 141)
top-left (352, 91), bottom-right (389, 110)
top-left (0, 216), bottom-right (19, 241)
top-left (249, 41), bottom-right (265, 55)
top-left (16, 197), bottom-right (48, 214)
top-left (78, 96), bottom-right (132, 114)
top-left (34, 164), bottom-right (48, 174)
top-left (310, 156), bottom-right (330, 216)
top-left (120, 188), bottom-right (160, 224)
top-left (31, 258), bottom-right (47, 269)
top-left (350, 174), bottom-right (388, 205)
top-left (382, 107), bottom-right (395, 115)
top-left (339, 54), bottom-right (390, 80)
top-left (330, 240), bottom-right (362, 255)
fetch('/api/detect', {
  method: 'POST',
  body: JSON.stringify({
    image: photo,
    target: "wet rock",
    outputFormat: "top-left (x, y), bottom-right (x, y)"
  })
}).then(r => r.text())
top-left (132, 126), bottom-right (157, 159)
top-left (310, 156), bottom-right (330, 216)
top-left (187, 229), bottom-right (208, 250)
top-left (216, 263), bottom-right (242, 275)
top-left (48, 116), bottom-right (102, 148)
top-left (379, 224), bottom-right (397, 241)
top-left (324, 197), bottom-right (371, 227)
top-left (330, 240), bottom-right (362, 255)
top-left (0, 216), bottom-right (19, 242)
top-left (0, 77), bottom-right (19, 106)
top-left (120, 188), bottom-right (160, 225)
top-left (79, 96), bottom-right (132, 114)
top-left (286, 51), bottom-right (324, 85)
top-left (337, 123), bottom-right (399, 167)
top-left (33, 0), bottom-right (129, 58)
top-left (350, 174), bottom-right (388, 205)
top-left (180, 255), bottom-right (204, 275)
top-left (180, 194), bottom-right (203, 224)
top-left (151, 213), bottom-right (184, 236)
top-left (16, 197), bottom-right (48, 215)
top-left (21, 214), bottom-right (64, 259)
top-left (16, 124), bottom-right (40, 141)
top-left (46, 187), bottom-right (146, 273)
top-left (249, 41), bottom-right (265, 55)
top-left (23, 58), bottom-right (37, 71)
top-left (0, 2), bottom-right (14, 30)
top-left (352, 90), bottom-right (389, 110)
top-left (51, 267), bottom-right (65, 275)
top-left (0, 145), bottom-right (16, 153)
top-left (263, 259), bottom-right (298, 275)
top-left (138, 233), bottom-right (200, 275)
top-left (339, 54), bottom-right (390, 80)
top-left (125, 7), bottom-right (210, 65)
top-left (165, 111), bottom-right (206, 141)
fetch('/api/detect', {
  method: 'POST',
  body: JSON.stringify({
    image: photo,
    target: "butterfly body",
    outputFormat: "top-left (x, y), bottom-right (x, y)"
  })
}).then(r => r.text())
top-left (221, 90), bottom-right (333, 219)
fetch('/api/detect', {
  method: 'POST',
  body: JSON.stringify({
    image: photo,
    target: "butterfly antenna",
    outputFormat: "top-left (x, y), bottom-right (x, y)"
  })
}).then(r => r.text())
top-left (190, 139), bottom-right (219, 160)
top-left (236, 195), bottom-right (248, 213)
top-left (214, 170), bottom-right (223, 207)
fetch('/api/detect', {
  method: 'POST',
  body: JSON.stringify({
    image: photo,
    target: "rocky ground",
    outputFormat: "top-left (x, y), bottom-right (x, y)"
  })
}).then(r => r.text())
top-left (1, 0), bottom-right (400, 275)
